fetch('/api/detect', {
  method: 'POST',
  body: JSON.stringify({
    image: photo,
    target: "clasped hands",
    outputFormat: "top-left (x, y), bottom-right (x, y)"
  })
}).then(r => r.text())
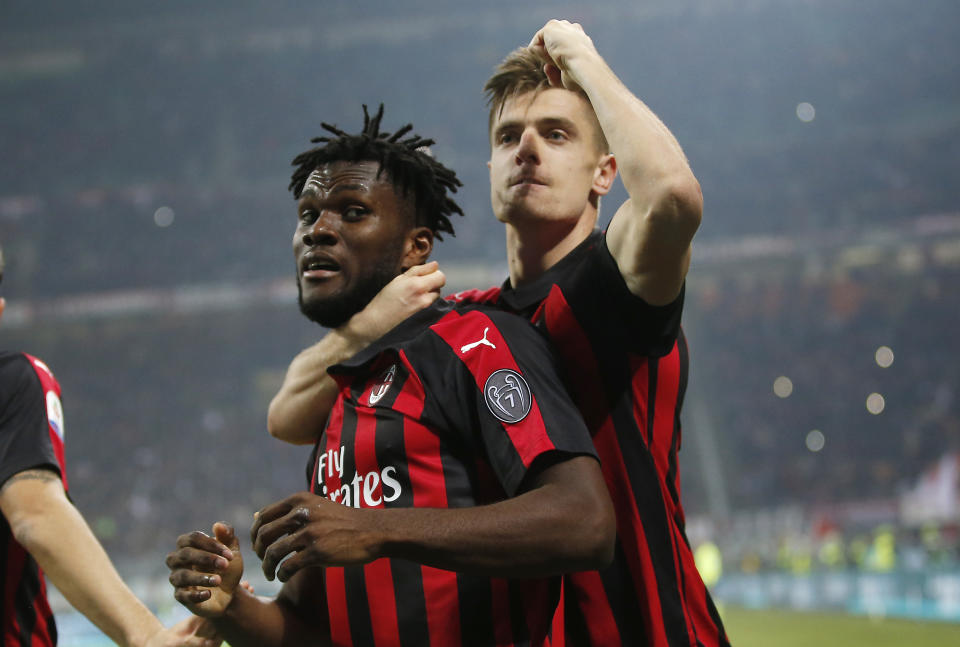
top-left (166, 492), bottom-right (383, 617)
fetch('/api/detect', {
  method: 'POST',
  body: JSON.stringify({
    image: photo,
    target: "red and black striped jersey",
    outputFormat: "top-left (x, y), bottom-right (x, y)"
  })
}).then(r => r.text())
top-left (1, 351), bottom-right (68, 647)
top-left (451, 231), bottom-right (729, 647)
top-left (308, 300), bottom-right (598, 647)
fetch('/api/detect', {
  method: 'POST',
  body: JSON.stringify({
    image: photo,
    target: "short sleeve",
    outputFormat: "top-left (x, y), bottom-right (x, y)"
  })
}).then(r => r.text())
top-left (554, 232), bottom-right (683, 358)
top-left (426, 309), bottom-right (596, 496)
top-left (0, 354), bottom-right (62, 488)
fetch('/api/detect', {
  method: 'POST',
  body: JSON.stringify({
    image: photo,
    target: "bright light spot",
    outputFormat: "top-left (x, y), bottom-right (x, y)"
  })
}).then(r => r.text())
top-left (866, 393), bottom-right (886, 415)
top-left (773, 376), bottom-right (794, 398)
top-left (875, 346), bottom-right (894, 368)
top-left (796, 102), bottom-right (816, 122)
top-left (806, 429), bottom-right (825, 452)
top-left (154, 206), bottom-right (175, 227)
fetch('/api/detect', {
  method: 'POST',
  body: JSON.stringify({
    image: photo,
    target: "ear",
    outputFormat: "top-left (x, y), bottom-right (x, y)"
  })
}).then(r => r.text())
top-left (401, 227), bottom-right (434, 271)
top-left (591, 153), bottom-right (617, 196)
top-left (0, 297), bottom-right (5, 325)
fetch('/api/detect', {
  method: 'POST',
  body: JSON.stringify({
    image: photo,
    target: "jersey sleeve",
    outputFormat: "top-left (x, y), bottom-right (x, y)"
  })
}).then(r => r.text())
top-left (556, 231), bottom-right (683, 358)
top-left (426, 309), bottom-right (597, 497)
top-left (0, 353), bottom-right (63, 488)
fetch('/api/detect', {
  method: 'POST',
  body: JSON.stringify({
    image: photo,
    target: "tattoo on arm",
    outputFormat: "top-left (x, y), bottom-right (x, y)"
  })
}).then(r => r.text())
top-left (1, 469), bottom-right (61, 494)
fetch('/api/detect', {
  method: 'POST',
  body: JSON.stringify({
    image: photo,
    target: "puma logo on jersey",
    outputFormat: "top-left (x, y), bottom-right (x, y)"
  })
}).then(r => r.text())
top-left (460, 327), bottom-right (497, 354)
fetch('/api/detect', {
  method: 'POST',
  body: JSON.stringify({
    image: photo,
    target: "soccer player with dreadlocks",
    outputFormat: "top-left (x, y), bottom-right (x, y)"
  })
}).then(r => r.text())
top-left (165, 105), bottom-right (614, 647)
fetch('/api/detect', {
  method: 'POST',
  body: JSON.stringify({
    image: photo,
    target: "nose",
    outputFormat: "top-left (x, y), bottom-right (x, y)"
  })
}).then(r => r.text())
top-left (302, 212), bottom-right (339, 247)
top-left (514, 129), bottom-right (540, 165)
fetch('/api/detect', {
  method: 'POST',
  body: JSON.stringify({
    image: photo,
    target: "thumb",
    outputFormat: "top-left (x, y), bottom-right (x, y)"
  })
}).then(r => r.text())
top-left (212, 522), bottom-right (240, 557)
top-left (406, 260), bottom-right (439, 276)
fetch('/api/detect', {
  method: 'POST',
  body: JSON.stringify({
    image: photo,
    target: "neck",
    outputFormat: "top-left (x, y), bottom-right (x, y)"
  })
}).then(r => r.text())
top-left (505, 214), bottom-right (596, 287)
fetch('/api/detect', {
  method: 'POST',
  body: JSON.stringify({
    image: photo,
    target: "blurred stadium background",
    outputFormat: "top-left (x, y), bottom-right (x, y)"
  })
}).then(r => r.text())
top-left (2, 0), bottom-right (959, 643)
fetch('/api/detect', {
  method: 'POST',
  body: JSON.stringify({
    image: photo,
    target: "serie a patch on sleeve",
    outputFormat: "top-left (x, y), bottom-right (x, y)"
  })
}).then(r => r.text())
top-left (483, 369), bottom-right (532, 424)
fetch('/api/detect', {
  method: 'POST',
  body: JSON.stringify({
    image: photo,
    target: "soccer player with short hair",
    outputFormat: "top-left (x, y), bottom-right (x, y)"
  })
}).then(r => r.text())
top-left (165, 106), bottom-right (615, 647)
top-left (267, 20), bottom-right (730, 647)
top-left (0, 246), bottom-right (217, 647)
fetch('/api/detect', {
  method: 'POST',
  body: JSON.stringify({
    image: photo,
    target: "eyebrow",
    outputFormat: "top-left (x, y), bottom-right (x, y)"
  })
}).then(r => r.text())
top-left (494, 116), bottom-right (580, 135)
top-left (299, 182), bottom-right (372, 199)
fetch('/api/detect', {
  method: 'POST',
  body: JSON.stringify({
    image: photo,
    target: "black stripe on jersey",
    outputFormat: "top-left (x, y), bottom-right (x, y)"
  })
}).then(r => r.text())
top-left (17, 561), bottom-right (42, 647)
top-left (608, 396), bottom-right (690, 647)
top-left (600, 540), bottom-right (645, 645)
top-left (376, 368), bottom-right (431, 646)
top-left (335, 398), bottom-right (375, 647)
top-left (675, 329), bottom-right (689, 413)
top-left (456, 572), bottom-right (495, 646)
top-left (667, 335), bottom-right (689, 518)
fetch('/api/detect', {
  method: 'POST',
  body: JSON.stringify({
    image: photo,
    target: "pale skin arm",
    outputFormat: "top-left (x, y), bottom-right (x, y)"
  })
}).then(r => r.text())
top-left (529, 20), bottom-right (703, 305)
top-left (0, 469), bottom-right (219, 647)
top-left (267, 262), bottom-right (445, 444)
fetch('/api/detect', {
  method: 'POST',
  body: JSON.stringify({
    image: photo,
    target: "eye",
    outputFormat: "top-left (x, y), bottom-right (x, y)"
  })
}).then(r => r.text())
top-left (496, 131), bottom-right (517, 145)
top-left (343, 206), bottom-right (367, 221)
top-left (547, 130), bottom-right (568, 142)
top-left (298, 209), bottom-right (317, 225)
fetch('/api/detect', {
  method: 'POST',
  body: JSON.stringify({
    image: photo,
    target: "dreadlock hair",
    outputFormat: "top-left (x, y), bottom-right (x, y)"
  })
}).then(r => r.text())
top-left (289, 104), bottom-right (463, 239)
top-left (483, 47), bottom-right (609, 154)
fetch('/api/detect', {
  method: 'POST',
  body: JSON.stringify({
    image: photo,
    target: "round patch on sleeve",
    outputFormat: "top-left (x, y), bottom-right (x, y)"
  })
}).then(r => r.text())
top-left (484, 369), bottom-right (532, 424)
top-left (46, 391), bottom-right (65, 440)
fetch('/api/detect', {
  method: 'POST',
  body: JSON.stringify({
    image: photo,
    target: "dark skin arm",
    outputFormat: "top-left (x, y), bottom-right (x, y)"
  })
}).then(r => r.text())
top-left (166, 523), bottom-right (329, 647)
top-left (251, 454), bottom-right (614, 583)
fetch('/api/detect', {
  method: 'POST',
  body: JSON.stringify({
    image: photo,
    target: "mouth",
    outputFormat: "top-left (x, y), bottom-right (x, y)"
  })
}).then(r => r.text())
top-left (510, 176), bottom-right (547, 188)
top-left (301, 253), bottom-right (342, 280)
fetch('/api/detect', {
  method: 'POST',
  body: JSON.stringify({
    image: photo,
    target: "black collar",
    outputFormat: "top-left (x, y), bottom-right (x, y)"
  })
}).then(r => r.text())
top-left (497, 230), bottom-right (602, 314)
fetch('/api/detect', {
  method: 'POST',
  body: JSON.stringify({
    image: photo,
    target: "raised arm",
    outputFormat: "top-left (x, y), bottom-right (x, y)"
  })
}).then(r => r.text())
top-left (250, 453), bottom-right (614, 582)
top-left (0, 469), bottom-right (217, 647)
top-left (268, 262), bottom-right (445, 444)
top-left (530, 19), bottom-right (703, 305)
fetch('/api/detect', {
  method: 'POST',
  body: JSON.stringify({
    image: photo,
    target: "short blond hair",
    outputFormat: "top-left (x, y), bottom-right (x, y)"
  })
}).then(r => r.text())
top-left (483, 47), bottom-right (609, 154)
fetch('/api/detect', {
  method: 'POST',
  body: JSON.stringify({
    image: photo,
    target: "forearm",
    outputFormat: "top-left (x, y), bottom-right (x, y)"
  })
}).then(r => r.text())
top-left (378, 456), bottom-right (613, 576)
top-left (18, 498), bottom-right (162, 647)
top-left (267, 325), bottom-right (369, 444)
top-left (570, 50), bottom-right (699, 202)
top-left (212, 587), bottom-right (325, 647)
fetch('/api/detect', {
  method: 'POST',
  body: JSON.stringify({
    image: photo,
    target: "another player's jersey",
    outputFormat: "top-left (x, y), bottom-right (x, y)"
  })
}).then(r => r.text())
top-left (452, 231), bottom-right (729, 647)
top-left (0, 351), bottom-right (67, 647)
top-left (309, 300), bottom-right (597, 647)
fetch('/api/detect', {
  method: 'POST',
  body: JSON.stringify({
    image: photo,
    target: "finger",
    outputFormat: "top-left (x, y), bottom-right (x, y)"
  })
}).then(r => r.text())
top-left (274, 545), bottom-right (316, 583)
top-left (173, 586), bottom-right (213, 605)
top-left (543, 63), bottom-right (563, 88)
top-left (251, 500), bottom-right (294, 544)
top-left (254, 507), bottom-right (309, 564)
top-left (180, 636), bottom-right (222, 647)
top-left (404, 261), bottom-right (439, 277)
top-left (261, 530), bottom-right (304, 581)
top-left (169, 570), bottom-right (223, 590)
top-left (166, 547), bottom-right (230, 574)
top-left (212, 522), bottom-right (239, 559)
top-left (418, 269), bottom-right (446, 292)
top-left (175, 530), bottom-right (232, 558)
top-left (527, 28), bottom-right (546, 52)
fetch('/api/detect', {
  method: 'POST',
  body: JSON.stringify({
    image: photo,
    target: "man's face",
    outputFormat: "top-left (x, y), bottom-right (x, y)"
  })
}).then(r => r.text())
top-left (294, 160), bottom-right (414, 328)
top-left (488, 88), bottom-right (608, 226)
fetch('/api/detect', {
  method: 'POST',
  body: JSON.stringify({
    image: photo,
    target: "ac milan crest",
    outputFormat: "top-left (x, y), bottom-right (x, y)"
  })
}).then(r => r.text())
top-left (367, 363), bottom-right (397, 406)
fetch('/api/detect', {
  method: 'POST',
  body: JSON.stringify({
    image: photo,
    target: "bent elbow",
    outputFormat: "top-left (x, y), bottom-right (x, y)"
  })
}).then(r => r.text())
top-left (655, 174), bottom-right (703, 233)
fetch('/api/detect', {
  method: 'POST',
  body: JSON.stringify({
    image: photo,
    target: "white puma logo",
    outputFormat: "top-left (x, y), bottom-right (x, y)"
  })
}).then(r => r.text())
top-left (460, 327), bottom-right (497, 354)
